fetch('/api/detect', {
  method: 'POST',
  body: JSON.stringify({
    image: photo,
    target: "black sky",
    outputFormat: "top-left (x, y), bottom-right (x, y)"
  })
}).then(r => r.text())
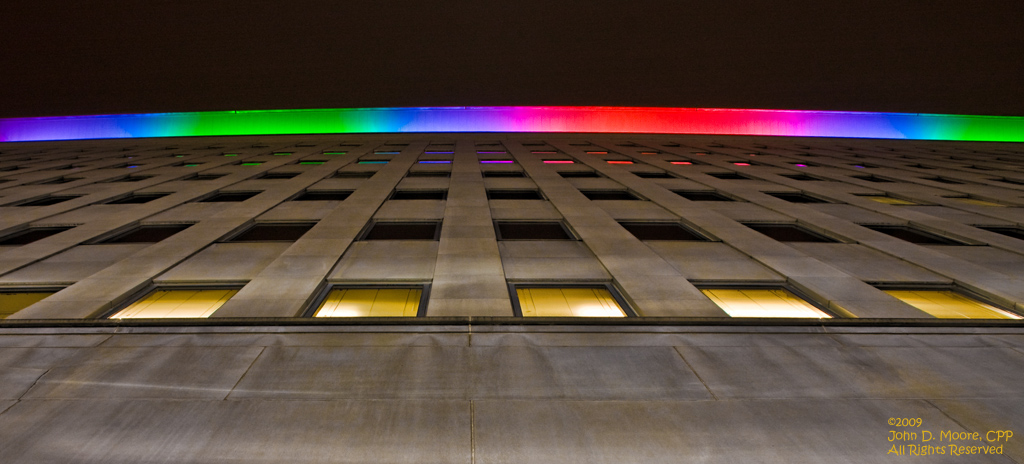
top-left (2, 0), bottom-right (1022, 118)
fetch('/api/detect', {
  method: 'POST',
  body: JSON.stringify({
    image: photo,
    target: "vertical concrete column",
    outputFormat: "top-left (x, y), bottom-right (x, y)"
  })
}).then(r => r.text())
top-left (213, 144), bottom-right (425, 317)
top-left (426, 140), bottom-right (513, 316)
top-left (509, 141), bottom-right (725, 317)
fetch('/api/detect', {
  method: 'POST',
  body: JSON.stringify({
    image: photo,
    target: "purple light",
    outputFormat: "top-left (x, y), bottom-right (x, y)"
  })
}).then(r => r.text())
top-left (418, 160), bottom-right (451, 164)
top-left (480, 160), bottom-right (514, 164)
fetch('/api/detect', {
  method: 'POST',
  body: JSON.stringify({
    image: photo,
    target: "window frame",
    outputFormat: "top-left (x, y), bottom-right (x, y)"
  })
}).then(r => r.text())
top-left (102, 284), bottom-right (244, 319)
top-left (507, 282), bottom-right (636, 318)
top-left (493, 220), bottom-right (576, 241)
top-left (221, 221), bottom-right (318, 243)
top-left (357, 221), bottom-right (443, 241)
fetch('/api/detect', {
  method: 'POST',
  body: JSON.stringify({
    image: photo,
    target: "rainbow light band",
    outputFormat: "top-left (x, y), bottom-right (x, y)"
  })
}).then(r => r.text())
top-left (1, 106), bottom-right (1022, 143)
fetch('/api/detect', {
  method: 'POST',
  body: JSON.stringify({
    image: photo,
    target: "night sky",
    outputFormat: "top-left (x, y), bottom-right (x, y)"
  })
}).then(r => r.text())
top-left (3, 0), bottom-right (1022, 118)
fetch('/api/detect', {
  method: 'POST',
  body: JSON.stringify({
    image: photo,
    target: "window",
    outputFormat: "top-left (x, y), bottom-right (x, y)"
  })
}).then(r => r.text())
top-left (978, 226), bottom-right (1024, 240)
top-left (0, 291), bottom-right (55, 318)
top-left (580, 190), bottom-right (641, 201)
top-left (852, 175), bottom-right (894, 183)
top-left (361, 222), bottom-right (440, 240)
top-left (619, 222), bottom-right (706, 241)
top-left (14, 196), bottom-right (81, 206)
top-left (390, 190), bottom-right (447, 200)
top-left (487, 189), bottom-right (544, 200)
top-left (857, 195), bottom-right (918, 205)
top-left (482, 171), bottom-right (525, 178)
top-left (944, 196), bottom-right (1004, 207)
top-left (700, 288), bottom-right (831, 318)
top-left (105, 175), bottom-right (153, 182)
top-left (312, 287), bottom-right (425, 317)
top-left (200, 191), bottom-right (260, 202)
top-left (558, 171), bottom-right (599, 178)
top-left (291, 190), bottom-right (352, 201)
top-left (100, 224), bottom-right (191, 243)
top-left (37, 176), bottom-right (82, 185)
top-left (184, 174), bottom-right (225, 181)
top-left (707, 172), bottom-right (748, 180)
top-left (105, 193), bottom-right (169, 205)
top-left (513, 286), bottom-right (628, 317)
top-left (0, 227), bottom-right (72, 246)
top-left (226, 223), bottom-right (316, 242)
top-left (333, 171), bottom-right (376, 178)
top-left (883, 290), bottom-right (1021, 319)
top-left (992, 178), bottom-right (1024, 186)
top-left (922, 177), bottom-right (964, 185)
top-left (633, 171), bottom-right (674, 179)
top-left (744, 224), bottom-right (837, 242)
top-left (259, 172), bottom-right (300, 179)
top-left (862, 225), bottom-right (965, 245)
top-left (495, 221), bottom-right (572, 240)
top-left (673, 190), bottom-right (733, 202)
top-left (765, 192), bottom-right (828, 203)
top-left (109, 288), bottom-right (239, 318)
top-left (406, 171), bottom-right (451, 178)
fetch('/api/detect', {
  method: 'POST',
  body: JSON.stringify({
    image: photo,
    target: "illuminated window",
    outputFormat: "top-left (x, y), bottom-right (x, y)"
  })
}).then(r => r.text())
top-left (857, 195), bottom-right (918, 205)
top-left (313, 288), bottom-right (423, 317)
top-left (700, 288), bottom-right (830, 318)
top-left (110, 289), bottom-right (238, 318)
top-left (0, 291), bottom-right (54, 318)
top-left (883, 290), bottom-right (1021, 319)
top-left (514, 287), bottom-right (627, 317)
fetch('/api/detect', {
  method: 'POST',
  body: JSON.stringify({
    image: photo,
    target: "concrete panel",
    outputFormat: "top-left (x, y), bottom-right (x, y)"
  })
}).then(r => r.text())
top-left (646, 241), bottom-right (783, 281)
top-left (23, 346), bottom-right (264, 399)
top-left (0, 399), bottom-right (470, 464)
top-left (230, 346), bottom-right (710, 400)
top-left (931, 399), bottom-right (1024, 462)
top-left (0, 244), bottom-right (148, 284)
top-left (330, 241), bottom-right (438, 281)
top-left (99, 332), bottom-right (469, 347)
top-left (156, 242), bottom-right (291, 282)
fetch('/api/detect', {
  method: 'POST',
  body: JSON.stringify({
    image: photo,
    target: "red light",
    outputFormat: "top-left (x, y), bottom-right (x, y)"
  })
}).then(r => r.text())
top-left (671, 161), bottom-right (693, 165)
top-left (733, 162), bottom-right (750, 166)
top-left (607, 160), bottom-right (633, 164)
top-left (543, 160), bottom-right (574, 164)
top-left (586, 151), bottom-right (608, 155)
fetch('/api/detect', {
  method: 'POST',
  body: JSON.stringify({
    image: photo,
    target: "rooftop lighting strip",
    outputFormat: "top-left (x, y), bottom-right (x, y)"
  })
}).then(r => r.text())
top-left (1, 106), bottom-right (1022, 143)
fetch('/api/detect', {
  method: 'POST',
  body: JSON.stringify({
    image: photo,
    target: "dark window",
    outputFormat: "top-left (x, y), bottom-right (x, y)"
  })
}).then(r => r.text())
top-left (227, 223), bottom-right (316, 242)
top-left (37, 177), bottom-right (81, 185)
top-left (292, 191), bottom-right (352, 201)
top-left (766, 192), bottom-right (828, 204)
top-left (390, 190), bottom-right (447, 200)
top-left (487, 190), bottom-right (544, 200)
top-left (993, 178), bottom-right (1024, 185)
top-left (259, 172), bottom-right (299, 179)
top-left (106, 175), bottom-right (153, 182)
top-left (558, 171), bottom-right (600, 178)
top-left (673, 191), bottom-right (733, 201)
top-left (744, 224), bottom-right (837, 242)
top-left (633, 171), bottom-right (674, 179)
top-left (184, 174), bottom-right (225, 181)
top-left (708, 172), bottom-right (748, 180)
top-left (923, 177), bottom-right (964, 184)
top-left (200, 191), bottom-right (260, 202)
top-left (101, 225), bottom-right (191, 243)
top-left (979, 226), bottom-right (1024, 241)
top-left (406, 171), bottom-right (451, 178)
top-left (580, 190), bottom-right (640, 201)
top-left (482, 171), bottom-right (526, 178)
top-left (863, 225), bottom-right (964, 245)
top-left (909, 164), bottom-right (935, 169)
top-left (15, 196), bottom-right (80, 206)
top-left (619, 222), bottom-right (706, 241)
top-left (333, 171), bottom-right (376, 179)
top-left (852, 175), bottom-right (894, 183)
top-left (362, 222), bottom-right (440, 240)
top-left (781, 173), bottom-right (821, 181)
top-left (0, 227), bottom-right (72, 246)
top-left (106, 193), bottom-right (169, 205)
top-left (495, 222), bottom-right (572, 240)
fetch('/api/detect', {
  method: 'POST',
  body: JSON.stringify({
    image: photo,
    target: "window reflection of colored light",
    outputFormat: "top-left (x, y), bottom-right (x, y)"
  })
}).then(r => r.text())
top-left (640, 151), bottom-right (659, 155)
top-left (532, 151), bottom-right (557, 154)
top-left (795, 164), bottom-right (807, 167)
top-left (374, 151), bottom-right (401, 155)
top-left (477, 151), bottom-right (506, 154)
top-left (853, 165), bottom-right (865, 168)
top-left (322, 151), bottom-right (347, 155)
top-left (543, 160), bottom-right (574, 164)
top-left (418, 160), bottom-right (451, 164)
top-left (733, 162), bottom-right (750, 166)
top-left (223, 153), bottom-right (238, 156)
top-left (671, 161), bottom-right (692, 165)
top-left (126, 165), bottom-right (139, 168)
top-left (241, 163), bottom-right (262, 166)
top-left (358, 160), bottom-right (388, 164)
top-left (424, 151), bottom-right (454, 154)
top-left (480, 160), bottom-right (514, 164)
top-left (607, 160), bottom-right (633, 164)
top-left (586, 151), bottom-right (608, 154)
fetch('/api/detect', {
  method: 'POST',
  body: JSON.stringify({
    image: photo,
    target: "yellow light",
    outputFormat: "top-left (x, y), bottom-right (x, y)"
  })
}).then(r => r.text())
top-left (314, 288), bottom-right (421, 317)
top-left (885, 290), bottom-right (1022, 319)
top-left (946, 197), bottom-right (1004, 207)
top-left (0, 292), bottom-right (53, 318)
top-left (862, 196), bottom-right (917, 205)
top-left (516, 287), bottom-right (626, 317)
top-left (110, 289), bottom-right (238, 318)
top-left (701, 289), bottom-right (831, 318)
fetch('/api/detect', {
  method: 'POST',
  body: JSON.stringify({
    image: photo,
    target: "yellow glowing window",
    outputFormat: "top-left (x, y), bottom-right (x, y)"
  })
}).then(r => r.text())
top-left (516, 287), bottom-right (627, 317)
top-left (0, 292), bottom-right (53, 318)
top-left (945, 197), bottom-right (1005, 207)
top-left (110, 289), bottom-right (238, 318)
top-left (860, 195), bottom-right (918, 205)
top-left (700, 289), bottom-right (831, 318)
top-left (884, 290), bottom-right (1022, 319)
top-left (314, 288), bottom-right (422, 317)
